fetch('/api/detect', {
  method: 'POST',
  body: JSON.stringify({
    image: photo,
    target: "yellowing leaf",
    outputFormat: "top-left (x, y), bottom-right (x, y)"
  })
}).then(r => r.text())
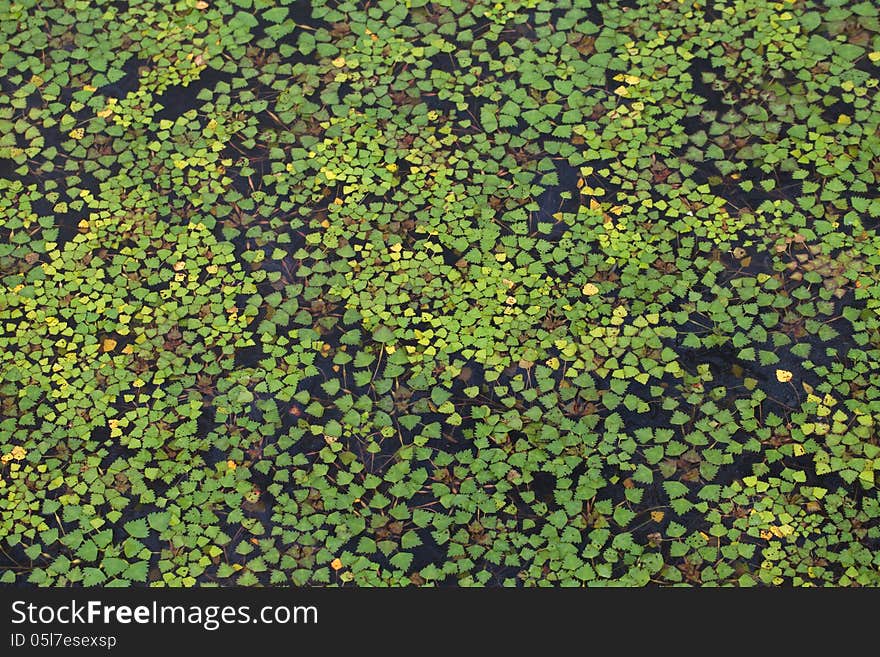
top-left (331, 57), bottom-right (346, 68)
top-left (582, 282), bottom-right (599, 296)
top-left (10, 446), bottom-right (26, 461)
top-left (869, 51), bottom-right (880, 62)
top-left (792, 443), bottom-right (806, 457)
top-left (330, 558), bottom-right (343, 571)
top-left (101, 338), bottom-right (117, 352)
top-left (226, 460), bottom-right (237, 471)
top-left (775, 369), bottom-right (793, 383)
top-left (837, 114), bottom-right (851, 125)
top-left (196, 0), bottom-right (209, 8)
top-left (650, 511), bottom-right (664, 523)
top-left (68, 128), bottom-right (84, 140)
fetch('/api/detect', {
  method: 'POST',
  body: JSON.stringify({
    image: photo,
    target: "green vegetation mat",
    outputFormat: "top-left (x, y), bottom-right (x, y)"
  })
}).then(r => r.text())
top-left (2, 0), bottom-right (880, 587)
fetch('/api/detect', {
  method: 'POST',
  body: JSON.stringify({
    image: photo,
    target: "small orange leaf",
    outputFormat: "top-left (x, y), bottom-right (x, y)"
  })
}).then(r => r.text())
top-left (330, 558), bottom-right (343, 571)
top-left (650, 511), bottom-right (665, 523)
top-left (102, 338), bottom-right (117, 352)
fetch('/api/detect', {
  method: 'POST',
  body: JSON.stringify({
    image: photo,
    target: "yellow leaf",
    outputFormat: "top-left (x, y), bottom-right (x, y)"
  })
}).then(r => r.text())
top-left (792, 443), bottom-right (805, 457)
top-left (226, 460), bottom-right (237, 471)
top-left (68, 128), bottom-right (84, 140)
top-left (837, 114), bottom-right (851, 125)
top-left (869, 51), bottom-right (880, 62)
top-left (101, 338), bottom-right (117, 352)
top-left (650, 510), bottom-right (664, 523)
top-left (331, 56), bottom-right (346, 68)
top-left (775, 369), bottom-right (793, 383)
top-left (582, 282), bottom-right (599, 296)
top-left (196, 0), bottom-right (209, 8)
top-left (10, 446), bottom-right (26, 461)
top-left (330, 558), bottom-right (343, 571)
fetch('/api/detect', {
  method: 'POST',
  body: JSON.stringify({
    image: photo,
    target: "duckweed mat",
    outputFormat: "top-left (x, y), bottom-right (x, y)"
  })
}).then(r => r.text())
top-left (2, 0), bottom-right (880, 587)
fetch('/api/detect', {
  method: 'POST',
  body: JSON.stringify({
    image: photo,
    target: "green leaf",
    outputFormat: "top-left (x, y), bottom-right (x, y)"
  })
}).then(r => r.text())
top-left (663, 481), bottom-right (689, 499)
top-left (372, 326), bottom-right (395, 343)
top-left (124, 518), bottom-right (149, 539)
top-left (613, 506), bottom-right (636, 527)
